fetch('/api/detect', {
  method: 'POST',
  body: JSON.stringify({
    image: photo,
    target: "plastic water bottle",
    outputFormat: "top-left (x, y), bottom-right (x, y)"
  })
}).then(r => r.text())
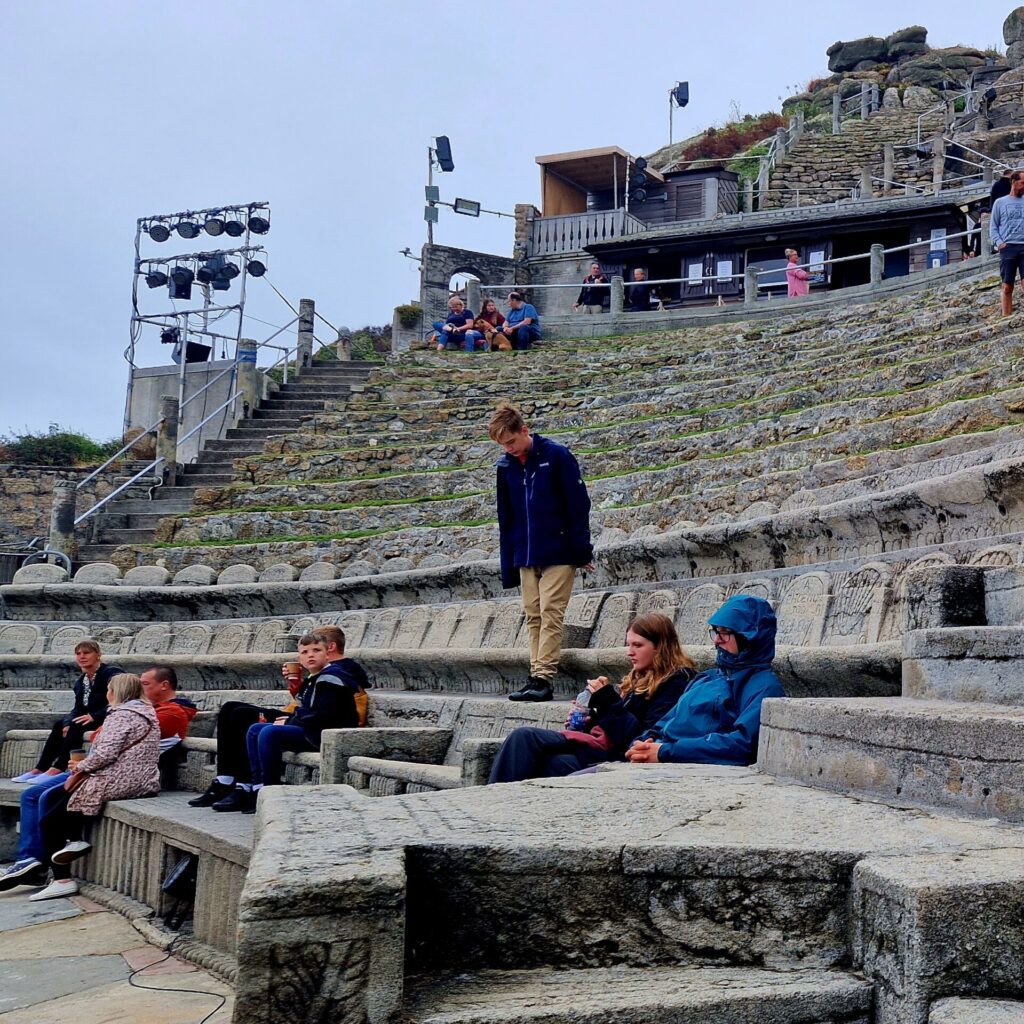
top-left (566, 687), bottom-right (591, 731)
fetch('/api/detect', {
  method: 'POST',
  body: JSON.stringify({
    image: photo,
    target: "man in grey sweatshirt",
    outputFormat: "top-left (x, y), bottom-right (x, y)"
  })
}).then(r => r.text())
top-left (990, 169), bottom-right (1024, 316)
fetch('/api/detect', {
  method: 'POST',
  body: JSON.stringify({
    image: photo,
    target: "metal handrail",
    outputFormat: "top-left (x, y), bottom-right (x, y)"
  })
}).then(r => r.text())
top-left (178, 390), bottom-right (242, 447)
top-left (180, 362), bottom-right (237, 410)
top-left (75, 417), bottom-right (165, 490)
top-left (265, 345), bottom-right (296, 383)
top-left (74, 456), bottom-right (166, 527)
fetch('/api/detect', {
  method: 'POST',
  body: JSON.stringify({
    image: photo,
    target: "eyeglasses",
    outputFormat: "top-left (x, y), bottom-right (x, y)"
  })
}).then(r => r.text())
top-left (708, 626), bottom-right (735, 639)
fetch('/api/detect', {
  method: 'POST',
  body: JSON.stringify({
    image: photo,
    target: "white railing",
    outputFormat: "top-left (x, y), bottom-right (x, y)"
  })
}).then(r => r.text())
top-left (529, 210), bottom-right (646, 257)
top-left (75, 417), bottom-right (165, 490)
top-left (74, 456), bottom-right (167, 527)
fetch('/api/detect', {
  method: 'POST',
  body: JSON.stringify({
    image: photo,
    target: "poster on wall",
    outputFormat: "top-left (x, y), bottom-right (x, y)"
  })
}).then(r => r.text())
top-left (715, 260), bottom-right (733, 282)
top-left (930, 228), bottom-right (947, 251)
top-left (809, 250), bottom-right (826, 273)
top-left (687, 263), bottom-right (703, 284)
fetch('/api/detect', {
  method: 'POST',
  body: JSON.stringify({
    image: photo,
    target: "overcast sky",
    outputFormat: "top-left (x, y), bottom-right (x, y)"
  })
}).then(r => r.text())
top-left (0, 0), bottom-right (1013, 441)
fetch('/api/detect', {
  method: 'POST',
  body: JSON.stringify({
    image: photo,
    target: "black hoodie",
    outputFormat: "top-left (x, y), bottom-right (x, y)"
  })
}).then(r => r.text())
top-left (289, 658), bottom-right (369, 743)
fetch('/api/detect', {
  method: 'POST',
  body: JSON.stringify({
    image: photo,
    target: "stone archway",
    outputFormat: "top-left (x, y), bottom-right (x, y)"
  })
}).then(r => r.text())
top-left (420, 244), bottom-right (518, 327)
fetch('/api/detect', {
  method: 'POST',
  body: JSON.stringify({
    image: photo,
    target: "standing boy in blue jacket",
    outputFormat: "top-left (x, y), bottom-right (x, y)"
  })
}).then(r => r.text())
top-left (490, 405), bottom-right (593, 702)
top-left (627, 595), bottom-right (784, 765)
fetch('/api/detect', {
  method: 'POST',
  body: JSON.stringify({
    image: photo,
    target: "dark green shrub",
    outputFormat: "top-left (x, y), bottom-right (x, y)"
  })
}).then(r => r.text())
top-left (1, 425), bottom-right (122, 467)
top-left (395, 304), bottom-right (422, 328)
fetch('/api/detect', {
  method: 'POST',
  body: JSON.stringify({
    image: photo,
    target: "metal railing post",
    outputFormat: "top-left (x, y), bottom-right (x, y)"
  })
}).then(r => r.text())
top-left (296, 298), bottom-right (315, 374)
top-left (157, 395), bottom-right (179, 486)
top-left (833, 92), bottom-right (841, 134)
top-left (49, 480), bottom-right (77, 561)
top-left (744, 266), bottom-right (759, 306)
top-left (870, 244), bottom-right (885, 285)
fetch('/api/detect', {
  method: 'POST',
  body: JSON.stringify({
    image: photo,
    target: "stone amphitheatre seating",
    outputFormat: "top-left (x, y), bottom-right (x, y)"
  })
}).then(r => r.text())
top-left (5, 265), bottom-right (1024, 1020)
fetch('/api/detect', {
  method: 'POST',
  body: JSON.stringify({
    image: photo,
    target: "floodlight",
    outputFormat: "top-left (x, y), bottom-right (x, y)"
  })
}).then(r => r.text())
top-left (196, 255), bottom-right (224, 285)
top-left (145, 269), bottom-right (169, 289)
top-left (630, 187), bottom-right (648, 203)
top-left (204, 216), bottom-right (225, 236)
top-left (246, 259), bottom-right (266, 277)
top-left (673, 82), bottom-right (689, 107)
top-left (223, 216), bottom-right (245, 237)
top-left (434, 135), bottom-right (454, 172)
top-left (218, 261), bottom-right (240, 282)
top-left (148, 223), bottom-right (171, 243)
top-left (453, 198), bottom-right (481, 217)
top-left (160, 325), bottom-right (180, 345)
top-left (169, 265), bottom-right (194, 299)
top-left (634, 157), bottom-right (648, 171)
top-left (247, 213), bottom-right (270, 234)
top-left (175, 219), bottom-right (201, 239)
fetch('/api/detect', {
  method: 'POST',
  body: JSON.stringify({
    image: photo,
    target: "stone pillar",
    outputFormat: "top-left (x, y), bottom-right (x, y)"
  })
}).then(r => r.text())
top-left (945, 97), bottom-right (956, 132)
top-left (466, 278), bottom-right (481, 313)
top-left (775, 126), bottom-right (788, 157)
top-left (860, 82), bottom-right (870, 120)
top-left (982, 212), bottom-right (993, 254)
top-left (756, 157), bottom-right (770, 202)
top-left (743, 178), bottom-right (754, 213)
top-left (610, 276), bottom-right (624, 314)
top-left (870, 82), bottom-right (879, 112)
top-left (870, 244), bottom-right (885, 285)
top-left (236, 339), bottom-right (259, 421)
top-left (336, 328), bottom-right (352, 361)
top-left (859, 166), bottom-right (873, 200)
top-left (48, 480), bottom-right (77, 560)
top-left (932, 135), bottom-right (946, 193)
top-left (391, 306), bottom-right (421, 353)
top-left (157, 395), bottom-right (179, 487)
top-left (296, 298), bottom-right (315, 373)
top-left (832, 92), bottom-right (841, 134)
top-left (513, 204), bottom-right (539, 262)
top-left (703, 175), bottom-right (719, 219)
top-left (744, 266), bottom-right (759, 306)
top-left (883, 144), bottom-right (894, 193)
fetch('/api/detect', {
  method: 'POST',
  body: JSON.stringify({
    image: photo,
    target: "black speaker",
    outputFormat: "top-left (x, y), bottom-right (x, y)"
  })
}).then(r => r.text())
top-left (435, 135), bottom-right (455, 172)
top-left (674, 82), bottom-right (689, 107)
top-left (184, 341), bottom-right (212, 363)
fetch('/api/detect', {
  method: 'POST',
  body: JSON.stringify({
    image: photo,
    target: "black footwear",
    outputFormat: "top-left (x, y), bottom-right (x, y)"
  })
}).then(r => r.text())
top-left (508, 677), bottom-right (554, 702)
top-left (212, 788), bottom-right (256, 813)
top-left (241, 789), bottom-right (260, 815)
top-left (188, 781), bottom-right (234, 808)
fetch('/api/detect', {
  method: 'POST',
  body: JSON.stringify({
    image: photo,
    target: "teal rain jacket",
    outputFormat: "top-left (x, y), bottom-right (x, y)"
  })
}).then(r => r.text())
top-left (640, 594), bottom-right (784, 764)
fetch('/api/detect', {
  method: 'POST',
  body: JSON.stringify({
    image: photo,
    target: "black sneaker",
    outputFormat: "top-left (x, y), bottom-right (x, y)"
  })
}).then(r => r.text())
top-left (240, 789), bottom-right (260, 815)
top-left (508, 677), bottom-right (554, 702)
top-left (212, 788), bottom-right (255, 813)
top-left (188, 781), bottom-right (234, 808)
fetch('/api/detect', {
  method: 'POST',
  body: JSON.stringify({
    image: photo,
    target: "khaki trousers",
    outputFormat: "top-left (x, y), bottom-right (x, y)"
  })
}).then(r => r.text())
top-left (519, 565), bottom-right (576, 680)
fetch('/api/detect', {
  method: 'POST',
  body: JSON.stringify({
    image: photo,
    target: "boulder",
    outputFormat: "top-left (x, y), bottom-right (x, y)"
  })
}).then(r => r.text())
top-left (171, 565), bottom-right (217, 587)
top-left (298, 561), bottom-right (337, 582)
top-left (380, 556), bottom-right (415, 574)
top-left (73, 562), bottom-right (122, 586)
top-left (827, 36), bottom-right (887, 73)
top-left (853, 60), bottom-right (880, 72)
top-left (883, 86), bottom-right (903, 109)
top-left (886, 25), bottom-right (929, 61)
top-left (217, 564), bottom-right (259, 586)
top-left (338, 559), bottom-right (376, 579)
top-left (122, 565), bottom-right (171, 587)
top-left (11, 563), bottom-right (68, 585)
top-left (1009, 40), bottom-right (1024, 69)
top-left (903, 85), bottom-right (938, 110)
top-left (259, 563), bottom-right (300, 583)
top-left (1005, 7), bottom-right (1024, 45)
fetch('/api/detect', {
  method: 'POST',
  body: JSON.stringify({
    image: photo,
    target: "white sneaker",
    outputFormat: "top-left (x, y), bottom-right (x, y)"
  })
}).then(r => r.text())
top-left (11, 771), bottom-right (42, 783)
top-left (51, 841), bottom-right (91, 865)
top-left (28, 878), bottom-right (79, 901)
top-left (27, 772), bottom-right (62, 786)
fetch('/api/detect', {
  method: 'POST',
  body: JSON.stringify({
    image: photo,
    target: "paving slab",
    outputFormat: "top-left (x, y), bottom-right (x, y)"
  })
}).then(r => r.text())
top-left (0, 909), bottom-right (142, 958)
top-left (0, 890), bottom-right (82, 932)
top-left (0, 953), bottom-right (130, 1013)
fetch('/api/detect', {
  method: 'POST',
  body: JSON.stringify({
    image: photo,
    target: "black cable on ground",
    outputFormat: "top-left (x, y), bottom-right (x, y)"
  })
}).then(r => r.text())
top-left (125, 940), bottom-right (228, 1024)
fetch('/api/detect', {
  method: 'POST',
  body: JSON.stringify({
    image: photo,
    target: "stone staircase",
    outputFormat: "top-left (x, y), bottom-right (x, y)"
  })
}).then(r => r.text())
top-left (765, 108), bottom-right (948, 207)
top-left (75, 360), bottom-right (377, 563)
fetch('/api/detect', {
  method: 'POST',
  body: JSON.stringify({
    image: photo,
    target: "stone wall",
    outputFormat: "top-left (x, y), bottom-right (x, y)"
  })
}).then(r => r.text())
top-left (419, 243), bottom-right (519, 327)
top-left (0, 465), bottom-right (130, 546)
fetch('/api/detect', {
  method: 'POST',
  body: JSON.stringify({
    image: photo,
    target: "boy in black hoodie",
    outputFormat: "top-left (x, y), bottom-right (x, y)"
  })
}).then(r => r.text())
top-left (218, 627), bottom-right (368, 813)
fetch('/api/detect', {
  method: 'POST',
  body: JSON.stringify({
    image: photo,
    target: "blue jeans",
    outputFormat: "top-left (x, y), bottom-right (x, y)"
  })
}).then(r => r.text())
top-left (432, 322), bottom-right (484, 351)
top-left (17, 772), bottom-right (69, 861)
top-left (245, 723), bottom-right (316, 786)
top-left (507, 324), bottom-right (540, 350)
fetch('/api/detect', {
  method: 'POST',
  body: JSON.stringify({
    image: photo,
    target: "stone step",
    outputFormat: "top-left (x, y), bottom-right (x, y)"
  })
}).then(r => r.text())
top-left (197, 438), bottom-right (272, 453)
top-left (250, 409), bottom-right (311, 421)
top-left (758, 696), bottom-right (1024, 822)
top-left (257, 399), bottom-right (328, 411)
top-left (88, 527), bottom-right (158, 545)
top-left (92, 498), bottom-right (193, 515)
top-left (401, 966), bottom-right (872, 1024)
top-left (76, 543), bottom-right (127, 562)
top-left (227, 420), bottom-right (304, 433)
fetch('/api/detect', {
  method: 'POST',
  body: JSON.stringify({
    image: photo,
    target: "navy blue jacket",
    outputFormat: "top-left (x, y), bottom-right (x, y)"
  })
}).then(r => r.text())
top-left (289, 658), bottom-right (369, 744)
top-left (640, 595), bottom-right (784, 765)
top-left (495, 434), bottom-right (593, 589)
top-left (65, 663), bottom-right (124, 727)
top-left (587, 668), bottom-right (693, 758)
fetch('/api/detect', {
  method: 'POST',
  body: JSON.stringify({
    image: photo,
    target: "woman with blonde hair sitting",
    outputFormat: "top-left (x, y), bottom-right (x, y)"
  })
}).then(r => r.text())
top-left (488, 612), bottom-right (695, 783)
top-left (30, 672), bottom-right (161, 901)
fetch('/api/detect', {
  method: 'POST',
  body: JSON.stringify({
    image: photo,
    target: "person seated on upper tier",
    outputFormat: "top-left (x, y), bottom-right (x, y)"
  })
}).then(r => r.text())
top-left (488, 613), bottom-right (695, 783)
top-left (11, 639), bottom-right (123, 784)
top-left (196, 626), bottom-right (369, 814)
top-left (432, 296), bottom-right (485, 352)
top-left (500, 292), bottom-right (541, 350)
top-left (626, 595), bottom-right (784, 767)
top-left (625, 268), bottom-right (653, 312)
top-left (475, 298), bottom-right (508, 350)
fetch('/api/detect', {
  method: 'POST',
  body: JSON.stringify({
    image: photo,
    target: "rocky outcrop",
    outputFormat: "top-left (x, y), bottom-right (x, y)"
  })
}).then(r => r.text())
top-left (1005, 6), bottom-right (1024, 65)
top-left (827, 36), bottom-right (888, 73)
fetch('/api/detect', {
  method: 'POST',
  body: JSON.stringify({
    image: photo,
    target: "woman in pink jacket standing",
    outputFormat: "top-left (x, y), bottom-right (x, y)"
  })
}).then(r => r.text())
top-left (30, 673), bottom-right (160, 901)
top-left (785, 248), bottom-right (812, 297)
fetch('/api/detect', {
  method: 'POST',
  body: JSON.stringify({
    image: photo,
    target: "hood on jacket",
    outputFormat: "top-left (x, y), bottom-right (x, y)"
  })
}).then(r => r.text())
top-left (708, 595), bottom-right (776, 670)
top-left (112, 699), bottom-right (160, 724)
top-left (315, 658), bottom-right (370, 690)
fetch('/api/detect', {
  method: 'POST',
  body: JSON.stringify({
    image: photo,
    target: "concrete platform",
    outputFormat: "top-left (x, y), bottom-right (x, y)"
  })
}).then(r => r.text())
top-left (403, 964), bottom-right (872, 1024)
top-left (757, 696), bottom-right (1024, 820)
top-left (930, 998), bottom-right (1024, 1023)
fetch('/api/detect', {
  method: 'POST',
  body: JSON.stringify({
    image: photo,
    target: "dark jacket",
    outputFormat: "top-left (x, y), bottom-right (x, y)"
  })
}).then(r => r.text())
top-left (495, 434), bottom-right (593, 589)
top-left (625, 281), bottom-right (652, 311)
top-left (289, 658), bottom-right (369, 743)
top-left (576, 274), bottom-right (608, 307)
top-left (586, 668), bottom-right (693, 757)
top-left (65, 663), bottom-right (124, 727)
top-left (640, 595), bottom-right (784, 765)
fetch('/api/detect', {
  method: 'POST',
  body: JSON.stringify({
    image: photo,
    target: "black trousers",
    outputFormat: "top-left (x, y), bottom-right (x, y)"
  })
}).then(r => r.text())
top-left (215, 701), bottom-right (281, 783)
top-left (38, 786), bottom-right (85, 880)
top-left (34, 720), bottom-right (89, 773)
top-left (488, 727), bottom-right (603, 784)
